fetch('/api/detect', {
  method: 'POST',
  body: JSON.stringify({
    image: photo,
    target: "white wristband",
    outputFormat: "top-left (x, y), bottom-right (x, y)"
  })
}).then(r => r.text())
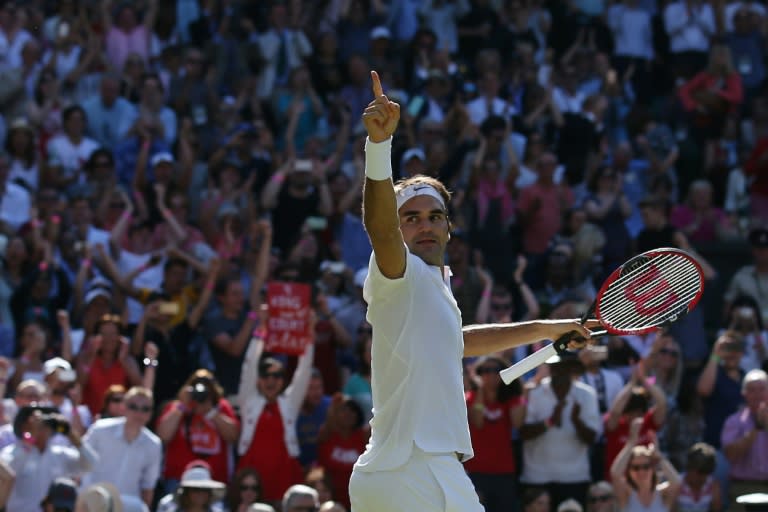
top-left (364, 137), bottom-right (393, 181)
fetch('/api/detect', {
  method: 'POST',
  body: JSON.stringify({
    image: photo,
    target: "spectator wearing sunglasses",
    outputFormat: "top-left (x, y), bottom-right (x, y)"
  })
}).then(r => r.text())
top-left (610, 418), bottom-right (681, 511)
top-left (586, 481), bottom-right (617, 512)
top-left (282, 484), bottom-right (319, 512)
top-left (237, 336), bottom-right (315, 503)
top-left (225, 468), bottom-right (268, 512)
top-left (464, 355), bottom-right (525, 512)
top-left (80, 386), bottom-right (161, 509)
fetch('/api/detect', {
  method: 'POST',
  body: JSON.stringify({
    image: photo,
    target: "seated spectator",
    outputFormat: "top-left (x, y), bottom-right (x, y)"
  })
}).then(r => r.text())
top-left (236, 337), bottom-right (315, 503)
top-left (643, 332), bottom-right (683, 406)
top-left (225, 468), bottom-right (267, 512)
top-left (43, 356), bottom-right (91, 437)
top-left (282, 485), bottom-right (320, 512)
top-left (610, 418), bottom-right (681, 511)
top-left (157, 460), bottom-right (226, 512)
top-left (1, 405), bottom-right (95, 512)
top-left (304, 466), bottom-right (333, 504)
top-left (81, 386), bottom-right (161, 508)
top-left (721, 369), bottom-right (768, 507)
top-left (722, 295), bottom-right (768, 373)
top-left (77, 481), bottom-right (148, 512)
top-left (677, 442), bottom-right (722, 512)
top-left (670, 180), bottom-right (734, 243)
top-left (663, 379), bottom-right (706, 470)
top-left (521, 488), bottom-right (551, 512)
top-left (156, 369), bottom-right (240, 491)
top-left (586, 481), bottom-right (617, 512)
top-left (40, 477), bottom-right (77, 512)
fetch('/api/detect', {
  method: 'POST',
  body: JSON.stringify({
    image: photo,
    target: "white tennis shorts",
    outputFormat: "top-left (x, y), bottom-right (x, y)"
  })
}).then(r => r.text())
top-left (349, 448), bottom-right (485, 512)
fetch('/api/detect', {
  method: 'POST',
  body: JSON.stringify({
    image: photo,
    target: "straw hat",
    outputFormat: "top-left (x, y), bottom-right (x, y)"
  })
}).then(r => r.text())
top-left (75, 482), bottom-right (123, 512)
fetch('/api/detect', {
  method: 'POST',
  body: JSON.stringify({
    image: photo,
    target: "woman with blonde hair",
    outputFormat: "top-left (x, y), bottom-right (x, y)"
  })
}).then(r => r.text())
top-left (678, 43), bottom-right (743, 160)
top-left (611, 418), bottom-right (681, 511)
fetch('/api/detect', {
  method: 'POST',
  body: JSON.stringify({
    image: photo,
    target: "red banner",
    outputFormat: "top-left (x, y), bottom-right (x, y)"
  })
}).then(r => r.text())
top-left (265, 282), bottom-right (313, 355)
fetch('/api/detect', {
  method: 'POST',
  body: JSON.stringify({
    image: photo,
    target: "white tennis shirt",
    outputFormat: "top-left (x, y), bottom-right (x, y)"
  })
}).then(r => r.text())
top-left (354, 247), bottom-right (473, 472)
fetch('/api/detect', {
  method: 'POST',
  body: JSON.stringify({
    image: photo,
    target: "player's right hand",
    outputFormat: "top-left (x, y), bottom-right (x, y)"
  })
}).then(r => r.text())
top-left (362, 70), bottom-right (400, 143)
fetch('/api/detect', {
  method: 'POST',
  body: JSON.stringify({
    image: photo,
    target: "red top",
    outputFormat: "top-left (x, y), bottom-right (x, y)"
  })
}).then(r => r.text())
top-left (463, 391), bottom-right (522, 474)
top-left (744, 137), bottom-right (768, 196)
top-left (158, 399), bottom-right (239, 483)
top-left (318, 429), bottom-right (367, 509)
top-left (82, 357), bottom-right (129, 416)
top-left (238, 402), bottom-right (303, 501)
top-left (678, 71), bottom-right (743, 112)
top-left (603, 409), bottom-right (660, 480)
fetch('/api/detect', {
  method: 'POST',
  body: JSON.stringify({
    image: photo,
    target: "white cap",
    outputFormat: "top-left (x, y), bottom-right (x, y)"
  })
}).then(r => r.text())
top-left (401, 147), bottom-right (426, 164)
top-left (43, 357), bottom-right (76, 382)
top-left (150, 152), bottom-right (174, 167)
top-left (370, 26), bottom-right (391, 40)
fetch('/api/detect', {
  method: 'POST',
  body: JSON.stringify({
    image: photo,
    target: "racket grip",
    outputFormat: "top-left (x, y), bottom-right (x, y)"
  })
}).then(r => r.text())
top-left (500, 344), bottom-right (557, 385)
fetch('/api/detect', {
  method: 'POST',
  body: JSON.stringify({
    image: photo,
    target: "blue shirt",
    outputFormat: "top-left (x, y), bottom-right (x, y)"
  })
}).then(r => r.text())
top-left (297, 396), bottom-right (331, 467)
top-left (82, 96), bottom-right (137, 149)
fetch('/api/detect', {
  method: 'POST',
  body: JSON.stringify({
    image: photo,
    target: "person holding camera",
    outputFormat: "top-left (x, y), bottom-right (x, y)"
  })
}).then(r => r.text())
top-left (156, 369), bottom-right (240, 494)
top-left (0, 405), bottom-right (96, 512)
top-left (80, 386), bottom-right (161, 509)
top-left (721, 369), bottom-right (768, 510)
top-left (723, 296), bottom-right (768, 373)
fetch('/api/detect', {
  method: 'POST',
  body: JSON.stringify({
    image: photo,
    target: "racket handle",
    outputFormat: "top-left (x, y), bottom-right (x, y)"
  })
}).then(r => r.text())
top-left (499, 331), bottom-right (581, 385)
top-left (500, 344), bottom-right (557, 385)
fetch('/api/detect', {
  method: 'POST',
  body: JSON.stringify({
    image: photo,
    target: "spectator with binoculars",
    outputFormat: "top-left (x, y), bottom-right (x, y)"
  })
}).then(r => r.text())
top-left (0, 404), bottom-right (95, 512)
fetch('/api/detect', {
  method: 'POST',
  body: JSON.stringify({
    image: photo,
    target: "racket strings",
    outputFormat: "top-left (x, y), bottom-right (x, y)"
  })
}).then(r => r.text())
top-left (599, 256), bottom-right (702, 330)
top-left (603, 252), bottom-right (681, 291)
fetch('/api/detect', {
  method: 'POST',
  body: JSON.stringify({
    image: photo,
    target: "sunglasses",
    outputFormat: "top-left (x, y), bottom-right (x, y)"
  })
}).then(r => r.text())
top-left (589, 495), bottom-right (613, 503)
top-left (491, 302), bottom-right (512, 311)
top-left (240, 484), bottom-right (260, 492)
top-left (109, 395), bottom-right (124, 403)
top-left (630, 463), bottom-right (652, 471)
top-left (260, 372), bottom-right (284, 380)
top-left (127, 403), bottom-right (152, 413)
top-left (291, 507), bottom-right (318, 512)
top-left (659, 348), bottom-right (679, 357)
top-left (476, 366), bottom-right (502, 375)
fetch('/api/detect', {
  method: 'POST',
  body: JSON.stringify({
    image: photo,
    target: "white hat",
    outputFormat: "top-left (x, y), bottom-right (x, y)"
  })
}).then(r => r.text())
top-left (248, 505), bottom-right (277, 512)
top-left (150, 152), bottom-right (174, 167)
top-left (76, 483), bottom-right (124, 512)
top-left (43, 357), bottom-right (76, 382)
top-left (354, 267), bottom-right (368, 288)
top-left (370, 26), bottom-right (391, 40)
top-left (320, 260), bottom-right (346, 274)
top-left (557, 498), bottom-right (583, 512)
top-left (84, 287), bottom-right (112, 306)
top-left (179, 466), bottom-right (226, 496)
top-left (401, 147), bottom-right (426, 165)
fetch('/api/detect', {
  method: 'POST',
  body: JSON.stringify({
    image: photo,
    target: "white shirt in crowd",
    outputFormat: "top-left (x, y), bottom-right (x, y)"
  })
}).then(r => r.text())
top-left (46, 134), bottom-right (99, 180)
top-left (521, 378), bottom-right (602, 484)
top-left (465, 96), bottom-right (516, 126)
top-left (81, 417), bottom-right (162, 499)
top-left (0, 181), bottom-right (30, 231)
top-left (355, 246), bottom-right (473, 472)
top-left (608, 4), bottom-right (654, 60)
top-left (1, 438), bottom-right (96, 512)
top-left (724, 1), bottom-right (766, 32)
top-left (663, 1), bottom-right (716, 53)
top-left (118, 251), bottom-right (164, 324)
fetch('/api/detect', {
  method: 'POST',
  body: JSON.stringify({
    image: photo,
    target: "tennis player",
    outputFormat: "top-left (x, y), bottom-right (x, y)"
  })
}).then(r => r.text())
top-left (347, 70), bottom-right (596, 512)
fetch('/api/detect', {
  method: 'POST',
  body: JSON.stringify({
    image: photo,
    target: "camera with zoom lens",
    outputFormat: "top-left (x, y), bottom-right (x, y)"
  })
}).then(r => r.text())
top-left (41, 414), bottom-right (70, 436)
top-left (188, 382), bottom-right (210, 403)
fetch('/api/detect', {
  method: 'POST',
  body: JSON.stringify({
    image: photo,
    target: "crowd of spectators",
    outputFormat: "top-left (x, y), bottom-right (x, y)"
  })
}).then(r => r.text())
top-left (0, 0), bottom-right (765, 511)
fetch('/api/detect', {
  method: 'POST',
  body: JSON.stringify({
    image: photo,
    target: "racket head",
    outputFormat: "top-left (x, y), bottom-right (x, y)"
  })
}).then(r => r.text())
top-left (594, 247), bottom-right (705, 336)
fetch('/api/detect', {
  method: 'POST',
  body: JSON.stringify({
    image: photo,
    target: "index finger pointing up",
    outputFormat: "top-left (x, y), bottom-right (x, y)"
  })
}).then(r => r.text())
top-left (371, 70), bottom-right (384, 98)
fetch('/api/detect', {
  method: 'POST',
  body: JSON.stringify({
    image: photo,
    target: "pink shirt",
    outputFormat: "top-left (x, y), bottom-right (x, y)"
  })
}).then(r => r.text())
top-left (721, 408), bottom-right (768, 481)
top-left (105, 25), bottom-right (150, 71)
top-left (670, 205), bottom-right (725, 243)
top-left (517, 183), bottom-right (574, 254)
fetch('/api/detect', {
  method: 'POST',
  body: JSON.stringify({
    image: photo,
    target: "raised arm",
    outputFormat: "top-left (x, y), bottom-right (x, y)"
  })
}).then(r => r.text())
top-left (362, 70), bottom-right (405, 279)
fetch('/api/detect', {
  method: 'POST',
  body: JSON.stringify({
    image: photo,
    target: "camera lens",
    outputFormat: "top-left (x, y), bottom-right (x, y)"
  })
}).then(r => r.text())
top-left (190, 382), bottom-right (209, 403)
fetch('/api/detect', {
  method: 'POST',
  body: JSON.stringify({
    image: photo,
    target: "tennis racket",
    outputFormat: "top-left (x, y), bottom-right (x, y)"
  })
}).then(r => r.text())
top-left (500, 247), bottom-right (705, 385)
